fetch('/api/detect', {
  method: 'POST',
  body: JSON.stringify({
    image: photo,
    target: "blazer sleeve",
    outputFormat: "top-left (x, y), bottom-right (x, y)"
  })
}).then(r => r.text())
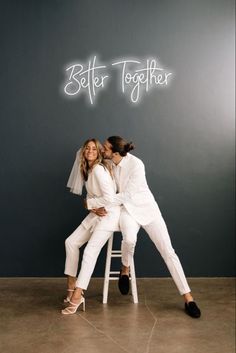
top-left (87, 160), bottom-right (145, 209)
top-left (87, 165), bottom-right (115, 209)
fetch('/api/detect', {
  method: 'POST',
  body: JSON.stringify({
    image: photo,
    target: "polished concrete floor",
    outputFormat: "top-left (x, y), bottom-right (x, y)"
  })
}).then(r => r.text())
top-left (0, 278), bottom-right (235, 353)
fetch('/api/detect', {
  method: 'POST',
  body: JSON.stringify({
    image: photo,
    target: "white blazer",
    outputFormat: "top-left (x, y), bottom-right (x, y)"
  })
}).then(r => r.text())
top-left (82, 164), bottom-right (120, 232)
top-left (87, 153), bottom-right (161, 226)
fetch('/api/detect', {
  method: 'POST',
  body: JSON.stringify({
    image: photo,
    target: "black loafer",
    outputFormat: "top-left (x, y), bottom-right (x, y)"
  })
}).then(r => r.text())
top-left (118, 272), bottom-right (130, 295)
top-left (185, 301), bottom-right (201, 318)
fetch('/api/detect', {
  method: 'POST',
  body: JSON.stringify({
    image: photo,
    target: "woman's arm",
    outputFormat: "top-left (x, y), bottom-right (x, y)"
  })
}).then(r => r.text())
top-left (87, 165), bottom-right (116, 208)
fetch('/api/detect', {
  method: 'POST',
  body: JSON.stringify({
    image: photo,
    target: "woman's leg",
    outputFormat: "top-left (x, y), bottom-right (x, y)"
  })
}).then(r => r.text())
top-left (76, 230), bottom-right (113, 290)
top-left (64, 224), bottom-right (91, 296)
top-left (69, 230), bottom-right (113, 304)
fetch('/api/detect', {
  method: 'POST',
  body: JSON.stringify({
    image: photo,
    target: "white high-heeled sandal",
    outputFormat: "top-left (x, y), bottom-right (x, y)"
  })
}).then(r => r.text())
top-left (63, 289), bottom-right (84, 303)
top-left (61, 296), bottom-right (85, 315)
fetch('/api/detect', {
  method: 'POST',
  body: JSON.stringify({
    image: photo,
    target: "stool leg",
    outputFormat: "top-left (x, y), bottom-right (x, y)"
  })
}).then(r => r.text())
top-left (130, 257), bottom-right (138, 303)
top-left (103, 234), bottom-right (113, 304)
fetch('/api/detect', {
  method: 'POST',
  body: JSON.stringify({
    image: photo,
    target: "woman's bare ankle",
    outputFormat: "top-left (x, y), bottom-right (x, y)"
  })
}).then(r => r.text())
top-left (67, 276), bottom-right (76, 289)
top-left (71, 288), bottom-right (83, 301)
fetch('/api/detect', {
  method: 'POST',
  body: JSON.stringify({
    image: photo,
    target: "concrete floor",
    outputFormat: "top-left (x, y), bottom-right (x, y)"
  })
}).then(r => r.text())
top-left (0, 278), bottom-right (235, 353)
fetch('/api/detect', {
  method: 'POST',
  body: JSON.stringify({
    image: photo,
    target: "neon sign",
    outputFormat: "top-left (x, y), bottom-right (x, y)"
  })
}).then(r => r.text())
top-left (62, 56), bottom-right (172, 105)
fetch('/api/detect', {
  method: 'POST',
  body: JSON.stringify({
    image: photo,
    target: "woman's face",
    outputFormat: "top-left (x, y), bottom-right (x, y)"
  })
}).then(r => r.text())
top-left (84, 141), bottom-right (98, 163)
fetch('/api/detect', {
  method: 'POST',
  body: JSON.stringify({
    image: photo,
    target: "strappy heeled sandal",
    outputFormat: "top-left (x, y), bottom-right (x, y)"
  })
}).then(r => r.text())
top-left (61, 297), bottom-right (85, 315)
top-left (63, 289), bottom-right (84, 303)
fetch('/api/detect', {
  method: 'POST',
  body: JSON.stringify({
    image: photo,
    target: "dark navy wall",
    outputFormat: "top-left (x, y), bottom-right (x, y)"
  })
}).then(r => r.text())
top-left (0, 0), bottom-right (235, 277)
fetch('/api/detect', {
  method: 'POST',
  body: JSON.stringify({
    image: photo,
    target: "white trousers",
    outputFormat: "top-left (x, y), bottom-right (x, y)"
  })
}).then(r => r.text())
top-left (64, 224), bottom-right (112, 290)
top-left (120, 208), bottom-right (191, 295)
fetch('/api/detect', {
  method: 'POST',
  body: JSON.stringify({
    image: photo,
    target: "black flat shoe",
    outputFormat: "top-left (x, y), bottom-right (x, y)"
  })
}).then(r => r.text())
top-left (185, 301), bottom-right (201, 318)
top-left (118, 271), bottom-right (130, 295)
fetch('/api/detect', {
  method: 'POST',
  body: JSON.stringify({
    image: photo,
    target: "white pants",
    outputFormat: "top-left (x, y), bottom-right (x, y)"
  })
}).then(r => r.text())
top-left (120, 208), bottom-right (191, 295)
top-left (64, 224), bottom-right (112, 290)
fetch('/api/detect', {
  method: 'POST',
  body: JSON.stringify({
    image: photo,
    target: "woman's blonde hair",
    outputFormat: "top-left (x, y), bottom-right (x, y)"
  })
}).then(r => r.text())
top-left (80, 138), bottom-right (111, 181)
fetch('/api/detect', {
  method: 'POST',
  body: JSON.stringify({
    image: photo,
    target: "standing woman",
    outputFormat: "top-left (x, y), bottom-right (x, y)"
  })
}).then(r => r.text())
top-left (61, 138), bottom-right (120, 315)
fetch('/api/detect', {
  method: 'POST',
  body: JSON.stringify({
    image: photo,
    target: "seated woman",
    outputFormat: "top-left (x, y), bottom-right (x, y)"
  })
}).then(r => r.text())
top-left (62, 138), bottom-right (120, 315)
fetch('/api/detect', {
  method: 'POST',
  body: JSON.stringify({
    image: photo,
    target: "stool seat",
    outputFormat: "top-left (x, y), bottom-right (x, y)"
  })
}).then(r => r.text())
top-left (103, 233), bottom-right (138, 304)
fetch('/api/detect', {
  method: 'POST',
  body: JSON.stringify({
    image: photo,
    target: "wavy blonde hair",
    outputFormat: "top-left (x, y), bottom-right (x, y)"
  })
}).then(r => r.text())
top-left (80, 138), bottom-right (111, 181)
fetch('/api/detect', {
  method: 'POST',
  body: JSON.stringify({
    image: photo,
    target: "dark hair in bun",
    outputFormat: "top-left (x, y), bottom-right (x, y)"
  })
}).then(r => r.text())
top-left (124, 142), bottom-right (135, 152)
top-left (107, 136), bottom-right (135, 156)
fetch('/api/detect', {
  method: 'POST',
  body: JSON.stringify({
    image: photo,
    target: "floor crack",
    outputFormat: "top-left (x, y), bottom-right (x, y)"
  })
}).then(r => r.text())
top-left (144, 294), bottom-right (158, 353)
top-left (78, 313), bottom-right (132, 353)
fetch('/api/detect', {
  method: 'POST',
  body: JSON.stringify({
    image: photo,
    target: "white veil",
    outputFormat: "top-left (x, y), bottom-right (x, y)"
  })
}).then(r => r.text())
top-left (66, 148), bottom-right (84, 195)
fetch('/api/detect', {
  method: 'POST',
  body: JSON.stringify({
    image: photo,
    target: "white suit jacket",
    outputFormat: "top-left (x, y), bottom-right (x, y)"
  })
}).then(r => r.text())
top-left (82, 164), bottom-right (120, 232)
top-left (87, 153), bottom-right (161, 226)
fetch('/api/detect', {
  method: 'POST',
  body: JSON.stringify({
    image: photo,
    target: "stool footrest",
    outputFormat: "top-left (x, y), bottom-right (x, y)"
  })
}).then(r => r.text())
top-left (111, 254), bottom-right (122, 258)
top-left (108, 277), bottom-right (119, 280)
top-left (108, 276), bottom-right (133, 280)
